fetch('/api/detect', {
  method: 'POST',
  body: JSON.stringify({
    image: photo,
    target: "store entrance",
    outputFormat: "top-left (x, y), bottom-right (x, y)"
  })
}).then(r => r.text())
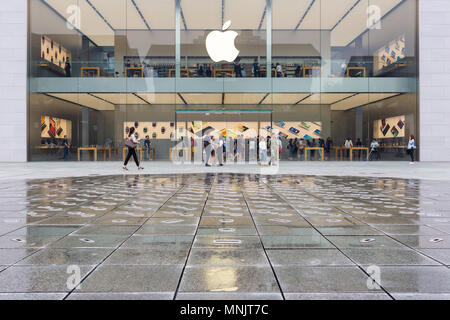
top-left (172, 109), bottom-right (273, 164)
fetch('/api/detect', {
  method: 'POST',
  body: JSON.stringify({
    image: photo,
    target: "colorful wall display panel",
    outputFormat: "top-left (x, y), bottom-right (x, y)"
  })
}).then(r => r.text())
top-left (41, 36), bottom-right (71, 68)
top-left (374, 35), bottom-right (406, 72)
top-left (41, 116), bottom-right (72, 139)
top-left (373, 115), bottom-right (406, 139)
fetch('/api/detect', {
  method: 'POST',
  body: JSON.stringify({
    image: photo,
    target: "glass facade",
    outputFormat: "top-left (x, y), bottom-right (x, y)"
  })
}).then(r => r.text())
top-left (28, 0), bottom-right (418, 162)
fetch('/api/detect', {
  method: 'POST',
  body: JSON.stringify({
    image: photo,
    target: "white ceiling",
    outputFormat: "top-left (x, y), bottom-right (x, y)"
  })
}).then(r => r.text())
top-left (41, 0), bottom-right (404, 47)
top-left (44, 92), bottom-right (401, 110)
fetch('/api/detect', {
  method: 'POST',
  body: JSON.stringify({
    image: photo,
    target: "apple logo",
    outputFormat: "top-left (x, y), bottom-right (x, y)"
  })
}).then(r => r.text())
top-left (206, 20), bottom-right (239, 63)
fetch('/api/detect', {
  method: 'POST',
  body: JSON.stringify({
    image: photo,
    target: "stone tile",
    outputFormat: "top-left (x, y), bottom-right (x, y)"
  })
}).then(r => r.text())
top-left (145, 217), bottom-right (200, 226)
top-left (375, 225), bottom-right (447, 235)
top-left (16, 248), bottom-right (113, 265)
top-left (0, 293), bottom-right (66, 300)
top-left (179, 266), bottom-right (280, 293)
top-left (66, 292), bottom-right (174, 300)
top-left (72, 225), bottom-right (139, 236)
top-left (391, 235), bottom-right (450, 249)
top-left (0, 265), bottom-right (95, 292)
top-left (176, 292), bottom-right (283, 300)
top-left (0, 234), bottom-right (63, 249)
top-left (0, 248), bottom-right (37, 265)
top-left (391, 293), bottom-right (450, 300)
top-left (257, 226), bottom-right (320, 236)
top-left (50, 235), bottom-right (128, 249)
top-left (342, 248), bottom-right (441, 266)
top-left (135, 225), bottom-right (197, 235)
top-left (377, 266), bottom-right (450, 293)
top-left (418, 249), bottom-right (450, 265)
top-left (187, 249), bottom-right (269, 266)
top-left (77, 265), bottom-right (183, 292)
top-left (193, 235), bottom-right (262, 249)
top-left (274, 266), bottom-right (379, 293)
top-left (261, 235), bottom-right (334, 249)
top-left (284, 293), bottom-right (392, 300)
top-left (267, 249), bottom-right (354, 266)
top-left (196, 226), bottom-right (257, 236)
top-left (121, 235), bottom-right (193, 250)
top-left (103, 248), bottom-right (189, 265)
top-left (318, 226), bottom-right (382, 236)
top-left (326, 235), bottom-right (406, 249)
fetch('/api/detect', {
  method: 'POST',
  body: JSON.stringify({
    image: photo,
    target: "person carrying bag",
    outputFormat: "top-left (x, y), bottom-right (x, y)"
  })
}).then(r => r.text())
top-left (123, 127), bottom-right (144, 170)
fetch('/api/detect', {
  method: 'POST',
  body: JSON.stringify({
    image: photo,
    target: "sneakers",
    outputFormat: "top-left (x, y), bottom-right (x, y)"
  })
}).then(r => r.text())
top-left (409, 162), bottom-right (415, 165)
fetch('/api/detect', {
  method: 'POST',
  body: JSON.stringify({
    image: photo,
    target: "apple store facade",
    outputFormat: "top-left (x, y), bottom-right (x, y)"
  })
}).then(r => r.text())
top-left (27, 0), bottom-right (420, 162)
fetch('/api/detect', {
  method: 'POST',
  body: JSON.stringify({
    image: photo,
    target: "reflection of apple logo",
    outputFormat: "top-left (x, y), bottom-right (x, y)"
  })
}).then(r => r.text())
top-left (206, 20), bottom-right (239, 62)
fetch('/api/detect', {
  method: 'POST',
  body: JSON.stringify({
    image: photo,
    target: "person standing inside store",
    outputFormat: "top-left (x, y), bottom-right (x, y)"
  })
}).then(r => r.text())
top-left (369, 138), bottom-right (379, 161)
top-left (123, 127), bottom-right (144, 170)
top-left (63, 135), bottom-right (70, 161)
top-left (216, 136), bottom-right (224, 166)
top-left (288, 139), bottom-right (295, 160)
top-left (325, 137), bottom-right (333, 160)
top-left (65, 61), bottom-right (71, 77)
top-left (355, 138), bottom-right (362, 159)
top-left (234, 58), bottom-right (242, 77)
top-left (407, 134), bottom-right (416, 164)
top-left (144, 135), bottom-right (151, 160)
top-left (344, 137), bottom-right (353, 159)
top-left (203, 134), bottom-right (213, 167)
top-left (297, 138), bottom-right (305, 160)
top-left (276, 63), bottom-right (283, 77)
top-left (253, 58), bottom-right (259, 77)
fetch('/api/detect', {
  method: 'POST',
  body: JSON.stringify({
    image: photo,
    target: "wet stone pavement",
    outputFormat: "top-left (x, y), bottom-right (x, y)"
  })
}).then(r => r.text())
top-left (0, 173), bottom-right (449, 300)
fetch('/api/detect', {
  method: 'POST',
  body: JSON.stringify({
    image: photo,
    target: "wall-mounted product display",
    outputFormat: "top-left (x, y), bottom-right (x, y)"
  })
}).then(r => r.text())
top-left (41, 36), bottom-right (71, 68)
top-left (270, 121), bottom-right (322, 140)
top-left (124, 122), bottom-right (183, 140)
top-left (374, 35), bottom-right (406, 73)
top-left (373, 115), bottom-right (406, 139)
top-left (41, 116), bottom-right (72, 139)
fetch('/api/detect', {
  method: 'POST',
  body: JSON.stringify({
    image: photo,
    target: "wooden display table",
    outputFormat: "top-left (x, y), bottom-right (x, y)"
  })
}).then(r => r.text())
top-left (78, 147), bottom-right (98, 161)
top-left (214, 68), bottom-right (234, 77)
top-left (38, 63), bottom-right (66, 76)
top-left (346, 67), bottom-right (366, 78)
top-left (302, 67), bottom-right (321, 78)
top-left (102, 147), bottom-right (119, 160)
top-left (333, 147), bottom-right (348, 160)
top-left (122, 147), bottom-right (144, 162)
top-left (304, 147), bottom-right (324, 161)
top-left (81, 67), bottom-right (107, 78)
top-left (169, 68), bottom-right (190, 77)
top-left (125, 67), bottom-right (144, 78)
top-left (350, 147), bottom-right (369, 161)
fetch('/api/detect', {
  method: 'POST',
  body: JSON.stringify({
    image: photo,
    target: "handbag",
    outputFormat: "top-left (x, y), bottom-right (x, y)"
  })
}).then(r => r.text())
top-left (124, 138), bottom-right (136, 148)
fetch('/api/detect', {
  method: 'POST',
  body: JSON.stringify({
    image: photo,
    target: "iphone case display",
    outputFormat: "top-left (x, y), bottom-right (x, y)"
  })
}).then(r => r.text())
top-left (123, 122), bottom-right (181, 139)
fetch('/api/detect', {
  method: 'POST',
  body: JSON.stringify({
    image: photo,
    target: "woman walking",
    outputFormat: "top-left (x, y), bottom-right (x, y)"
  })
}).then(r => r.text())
top-left (123, 127), bottom-right (144, 170)
top-left (407, 134), bottom-right (416, 164)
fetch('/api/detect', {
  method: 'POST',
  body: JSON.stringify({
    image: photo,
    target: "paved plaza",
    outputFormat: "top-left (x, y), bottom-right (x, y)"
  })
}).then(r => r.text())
top-left (0, 167), bottom-right (450, 300)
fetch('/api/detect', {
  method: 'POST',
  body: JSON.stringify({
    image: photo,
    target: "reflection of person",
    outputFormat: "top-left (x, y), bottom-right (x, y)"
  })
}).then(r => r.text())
top-left (123, 127), bottom-right (144, 170)
top-left (407, 134), bottom-right (416, 164)
top-left (253, 58), bottom-right (259, 77)
top-left (234, 58), bottom-right (242, 77)
top-left (259, 137), bottom-right (267, 165)
top-left (65, 62), bottom-right (71, 77)
top-left (63, 135), bottom-right (70, 160)
top-left (197, 65), bottom-right (204, 77)
top-left (369, 139), bottom-right (379, 161)
top-left (216, 136), bottom-right (224, 166)
top-left (276, 63), bottom-right (282, 77)
top-left (297, 139), bottom-right (305, 160)
top-left (144, 135), bottom-right (151, 160)
top-left (344, 137), bottom-right (353, 158)
top-left (203, 135), bottom-right (213, 167)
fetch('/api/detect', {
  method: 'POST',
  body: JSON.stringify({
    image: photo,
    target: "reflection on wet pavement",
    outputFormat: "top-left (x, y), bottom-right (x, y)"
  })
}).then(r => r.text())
top-left (0, 173), bottom-right (450, 300)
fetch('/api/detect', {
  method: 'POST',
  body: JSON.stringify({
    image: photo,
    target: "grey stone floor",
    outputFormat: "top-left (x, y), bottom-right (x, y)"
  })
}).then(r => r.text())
top-left (0, 173), bottom-right (449, 300)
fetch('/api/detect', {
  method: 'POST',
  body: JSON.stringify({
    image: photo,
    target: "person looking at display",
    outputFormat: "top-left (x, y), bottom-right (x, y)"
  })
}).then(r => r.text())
top-left (144, 135), bottom-right (151, 160)
top-left (65, 61), bottom-right (71, 77)
top-left (407, 134), bottom-right (416, 164)
top-left (344, 137), bottom-right (353, 159)
top-left (369, 139), bottom-right (380, 161)
top-left (62, 135), bottom-right (70, 161)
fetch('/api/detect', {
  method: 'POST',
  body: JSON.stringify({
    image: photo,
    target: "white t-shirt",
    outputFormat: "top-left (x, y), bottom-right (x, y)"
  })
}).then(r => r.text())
top-left (344, 140), bottom-right (353, 148)
top-left (259, 141), bottom-right (267, 151)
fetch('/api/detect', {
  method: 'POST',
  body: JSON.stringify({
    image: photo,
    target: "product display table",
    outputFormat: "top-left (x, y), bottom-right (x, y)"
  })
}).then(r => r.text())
top-left (122, 147), bottom-right (144, 162)
top-left (214, 69), bottom-right (234, 77)
top-left (304, 147), bottom-right (324, 161)
top-left (333, 146), bottom-right (349, 160)
top-left (350, 147), bottom-right (369, 161)
top-left (78, 147), bottom-right (98, 161)
top-left (169, 68), bottom-right (190, 77)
